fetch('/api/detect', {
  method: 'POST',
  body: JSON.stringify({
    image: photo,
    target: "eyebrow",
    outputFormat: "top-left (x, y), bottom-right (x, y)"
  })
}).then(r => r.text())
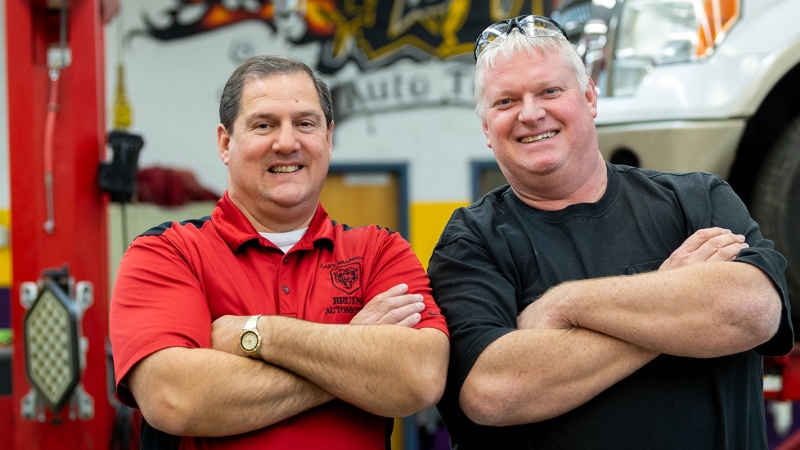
top-left (489, 80), bottom-right (561, 99)
top-left (243, 110), bottom-right (323, 124)
top-left (491, 88), bottom-right (517, 98)
top-left (295, 110), bottom-right (324, 122)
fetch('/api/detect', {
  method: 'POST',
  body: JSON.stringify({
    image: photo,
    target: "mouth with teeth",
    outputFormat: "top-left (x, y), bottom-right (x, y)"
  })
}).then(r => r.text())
top-left (519, 131), bottom-right (558, 143)
top-left (269, 165), bottom-right (302, 174)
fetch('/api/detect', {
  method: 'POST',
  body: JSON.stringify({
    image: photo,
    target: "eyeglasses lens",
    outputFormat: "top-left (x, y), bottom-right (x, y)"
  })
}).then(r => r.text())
top-left (517, 16), bottom-right (560, 38)
top-left (474, 16), bottom-right (565, 60)
top-left (475, 22), bottom-right (509, 59)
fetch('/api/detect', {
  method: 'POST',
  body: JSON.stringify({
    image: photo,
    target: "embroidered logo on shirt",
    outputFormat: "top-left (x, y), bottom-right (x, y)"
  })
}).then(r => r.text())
top-left (330, 262), bottom-right (362, 294)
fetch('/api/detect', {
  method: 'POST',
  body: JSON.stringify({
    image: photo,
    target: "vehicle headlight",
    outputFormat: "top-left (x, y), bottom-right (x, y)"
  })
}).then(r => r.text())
top-left (612, 0), bottom-right (740, 96)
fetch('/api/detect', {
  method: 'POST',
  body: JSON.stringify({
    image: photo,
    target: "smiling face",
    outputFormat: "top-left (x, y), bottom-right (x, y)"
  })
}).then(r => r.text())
top-left (217, 72), bottom-right (333, 232)
top-left (481, 48), bottom-right (600, 203)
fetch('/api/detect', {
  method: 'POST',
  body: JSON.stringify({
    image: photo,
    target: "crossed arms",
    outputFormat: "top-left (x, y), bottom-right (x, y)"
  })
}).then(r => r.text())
top-left (457, 228), bottom-right (782, 426)
top-left (125, 283), bottom-right (449, 437)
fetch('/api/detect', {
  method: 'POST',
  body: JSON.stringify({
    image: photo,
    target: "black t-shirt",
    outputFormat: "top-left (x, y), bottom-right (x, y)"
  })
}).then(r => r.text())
top-left (428, 164), bottom-right (793, 450)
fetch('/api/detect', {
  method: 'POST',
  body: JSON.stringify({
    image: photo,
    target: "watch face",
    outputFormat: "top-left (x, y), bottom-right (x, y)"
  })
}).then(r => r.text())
top-left (241, 330), bottom-right (259, 352)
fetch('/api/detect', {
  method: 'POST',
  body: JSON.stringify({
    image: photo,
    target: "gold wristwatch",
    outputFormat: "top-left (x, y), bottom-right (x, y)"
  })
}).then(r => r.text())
top-left (239, 315), bottom-right (263, 359)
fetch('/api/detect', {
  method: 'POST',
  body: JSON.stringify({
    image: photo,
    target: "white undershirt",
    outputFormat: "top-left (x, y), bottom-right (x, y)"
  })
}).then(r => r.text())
top-left (259, 227), bottom-right (309, 253)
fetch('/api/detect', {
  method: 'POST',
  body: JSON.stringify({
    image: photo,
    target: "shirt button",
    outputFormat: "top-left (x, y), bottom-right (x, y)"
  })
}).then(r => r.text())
top-left (283, 258), bottom-right (289, 264)
top-left (282, 286), bottom-right (290, 294)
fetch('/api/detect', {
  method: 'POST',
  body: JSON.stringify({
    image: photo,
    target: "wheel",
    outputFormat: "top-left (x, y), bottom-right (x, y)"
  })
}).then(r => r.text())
top-left (752, 114), bottom-right (800, 324)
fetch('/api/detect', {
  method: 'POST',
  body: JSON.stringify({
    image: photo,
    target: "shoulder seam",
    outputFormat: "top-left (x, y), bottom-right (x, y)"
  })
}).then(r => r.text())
top-left (331, 219), bottom-right (396, 235)
top-left (434, 234), bottom-right (486, 251)
top-left (139, 216), bottom-right (212, 237)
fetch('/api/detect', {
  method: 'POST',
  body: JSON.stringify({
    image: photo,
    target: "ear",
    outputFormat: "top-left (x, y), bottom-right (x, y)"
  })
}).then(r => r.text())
top-left (585, 76), bottom-right (598, 119)
top-left (326, 121), bottom-right (334, 160)
top-left (217, 124), bottom-right (231, 165)
top-left (482, 119), bottom-right (492, 149)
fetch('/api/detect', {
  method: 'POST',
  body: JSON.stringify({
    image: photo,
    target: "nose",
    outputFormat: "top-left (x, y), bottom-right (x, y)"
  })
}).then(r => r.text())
top-left (272, 122), bottom-right (299, 154)
top-left (518, 94), bottom-right (545, 124)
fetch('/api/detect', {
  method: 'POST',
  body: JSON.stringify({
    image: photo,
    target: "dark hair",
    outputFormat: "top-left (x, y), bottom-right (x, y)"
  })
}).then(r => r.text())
top-left (219, 55), bottom-right (333, 133)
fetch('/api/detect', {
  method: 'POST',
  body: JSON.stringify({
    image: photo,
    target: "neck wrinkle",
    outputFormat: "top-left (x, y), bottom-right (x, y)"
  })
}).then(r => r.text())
top-left (514, 154), bottom-right (608, 211)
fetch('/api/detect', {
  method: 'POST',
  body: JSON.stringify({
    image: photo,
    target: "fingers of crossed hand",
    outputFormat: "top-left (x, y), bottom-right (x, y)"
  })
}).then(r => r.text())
top-left (660, 227), bottom-right (749, 271)
top-left (350, 283), bottom-right (426, 327)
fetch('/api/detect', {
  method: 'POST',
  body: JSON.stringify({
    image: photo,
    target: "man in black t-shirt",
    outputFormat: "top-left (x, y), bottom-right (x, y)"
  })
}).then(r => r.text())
top-left (428, 15), bottom-right (793, 449)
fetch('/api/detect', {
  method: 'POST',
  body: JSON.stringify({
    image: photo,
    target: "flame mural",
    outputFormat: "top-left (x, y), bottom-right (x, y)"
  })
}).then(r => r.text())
top-left (143, 0), bottom-right (556, 74)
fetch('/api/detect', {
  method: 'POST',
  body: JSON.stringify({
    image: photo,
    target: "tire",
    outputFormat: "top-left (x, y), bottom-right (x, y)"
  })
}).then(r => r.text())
top-left (751, 114), bottom-right (800, 324)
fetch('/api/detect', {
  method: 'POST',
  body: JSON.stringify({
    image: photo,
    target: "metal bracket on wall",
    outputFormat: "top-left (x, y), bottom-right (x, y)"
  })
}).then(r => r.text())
top-left (69, 383), bottom-right (94, 420)
top-left (21, 390), bottom-right (46, 423)
top-left (74, 281), bottom-right (93, 319)
top-left (19, 281), bottom-right (38, 309)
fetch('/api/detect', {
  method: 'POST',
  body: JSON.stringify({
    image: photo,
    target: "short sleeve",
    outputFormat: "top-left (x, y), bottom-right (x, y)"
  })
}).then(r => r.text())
top-left (364, 230), bottom-right (448, 336)
top-left (708, 180), bottom-right (794, 356)
top-left (427, 209), bottom-right (518, 427)
top-left (109, 235), bottom-right (213, 407)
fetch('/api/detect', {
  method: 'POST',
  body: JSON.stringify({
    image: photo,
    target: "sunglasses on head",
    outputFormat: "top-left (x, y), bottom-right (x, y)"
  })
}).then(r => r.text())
top-left (474, 15), bottom-right (569, 61)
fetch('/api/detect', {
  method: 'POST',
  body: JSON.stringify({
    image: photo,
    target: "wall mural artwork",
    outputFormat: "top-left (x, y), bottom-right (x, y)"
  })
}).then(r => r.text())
top-left (141, 0), bottom-right (558, 74)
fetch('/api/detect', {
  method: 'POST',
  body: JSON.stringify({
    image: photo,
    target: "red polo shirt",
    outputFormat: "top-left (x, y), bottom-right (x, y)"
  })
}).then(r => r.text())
top-left (110, 192), bottom-right (448, 449)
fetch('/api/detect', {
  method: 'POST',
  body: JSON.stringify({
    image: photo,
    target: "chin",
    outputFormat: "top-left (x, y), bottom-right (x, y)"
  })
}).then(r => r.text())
top-left (271, 192), bottom-right (319, 210)
top-left (524, 159), bottom-right (566, 176)
top-left (269, 196), bottom-right (310, 209)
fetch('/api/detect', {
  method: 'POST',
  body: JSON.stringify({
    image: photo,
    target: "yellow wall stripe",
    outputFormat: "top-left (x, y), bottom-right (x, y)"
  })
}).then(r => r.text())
top-left (410, 201), bottom-right (470, 270)
top-left (0, 209), bottom-right (10, 287)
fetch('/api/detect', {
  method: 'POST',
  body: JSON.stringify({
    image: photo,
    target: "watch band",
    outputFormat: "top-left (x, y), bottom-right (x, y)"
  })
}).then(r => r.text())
top-left (244, 314), bottom-right (261, 331)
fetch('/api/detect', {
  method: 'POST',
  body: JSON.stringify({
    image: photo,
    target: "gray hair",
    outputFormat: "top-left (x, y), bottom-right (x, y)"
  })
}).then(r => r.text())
top-left (219, 55), bottom-right (333, 133)
top-left (474, 31), bottom-right (589, 120)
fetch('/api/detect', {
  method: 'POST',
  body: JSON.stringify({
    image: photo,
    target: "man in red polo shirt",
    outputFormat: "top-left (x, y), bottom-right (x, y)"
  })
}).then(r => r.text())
top-left (109, 55), bottom-right (449, 449)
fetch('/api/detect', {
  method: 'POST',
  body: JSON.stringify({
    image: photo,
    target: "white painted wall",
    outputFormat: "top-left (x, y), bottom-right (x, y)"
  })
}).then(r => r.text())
top-left (334, 106), bottom-right (489, 202)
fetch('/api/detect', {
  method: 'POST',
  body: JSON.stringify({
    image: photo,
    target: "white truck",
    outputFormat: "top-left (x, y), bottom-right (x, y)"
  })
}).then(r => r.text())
top-left (553, 0), bottom-right (800, 320)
